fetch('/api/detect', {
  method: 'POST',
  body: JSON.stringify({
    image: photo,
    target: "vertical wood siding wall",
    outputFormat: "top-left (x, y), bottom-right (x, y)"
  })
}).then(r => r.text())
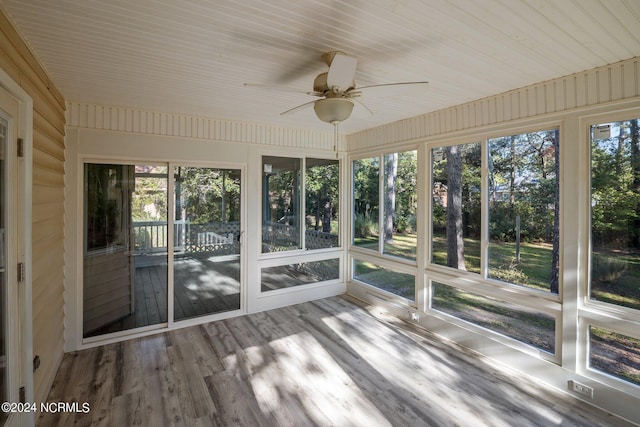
top-left (0, 13), bottom-right (66, 403)
top-left (65, 102), bottom-right (340, 151)
top-left (348, 57), bottom-right (640, 150)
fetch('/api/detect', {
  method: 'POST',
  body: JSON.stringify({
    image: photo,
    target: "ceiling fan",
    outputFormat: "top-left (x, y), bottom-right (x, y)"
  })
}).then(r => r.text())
top-left (245, 51), bottom-right (429, 125)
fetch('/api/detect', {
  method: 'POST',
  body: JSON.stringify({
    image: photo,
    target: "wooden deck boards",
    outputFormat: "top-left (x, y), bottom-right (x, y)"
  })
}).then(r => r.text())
top-left (41, 296), bottom-right (633, 427)
top-left (85, 255), bottom-right (240, 337)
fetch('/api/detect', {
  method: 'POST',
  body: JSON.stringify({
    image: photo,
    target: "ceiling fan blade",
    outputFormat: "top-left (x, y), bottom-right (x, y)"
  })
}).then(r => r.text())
top-left (352, 98), bottom-right (374, 118)
top-left (243, 83), bottom-right (304, 94)
top-left (326, 53), bottom-right (357, 91)
top-left (280, 100), bottom-right (316, 116)
top-left (244, 83), bottom-right (324, 97)
top-left (354, 81), bottom-right (429, 96)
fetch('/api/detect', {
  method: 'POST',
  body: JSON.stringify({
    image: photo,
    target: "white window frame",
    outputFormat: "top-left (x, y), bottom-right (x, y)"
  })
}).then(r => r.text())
top-left (348, 145), bottom-right (420, 305)
top-left (577, 108), bottom-right (640, 395)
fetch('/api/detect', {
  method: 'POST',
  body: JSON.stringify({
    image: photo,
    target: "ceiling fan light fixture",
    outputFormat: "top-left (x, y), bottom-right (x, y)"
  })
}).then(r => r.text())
top-left (313, 97), bottom-right (354, 124)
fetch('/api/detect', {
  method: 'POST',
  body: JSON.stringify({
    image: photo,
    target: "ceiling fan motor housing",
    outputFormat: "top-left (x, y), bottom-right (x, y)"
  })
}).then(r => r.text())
top-left (314, 72), bottom-right (355, 94)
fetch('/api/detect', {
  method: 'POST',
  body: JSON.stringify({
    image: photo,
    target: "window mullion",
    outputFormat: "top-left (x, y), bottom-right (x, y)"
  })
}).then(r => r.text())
top-left (301, 157), bottom-right (306, 250)
top-left (379, 153), bottom-right (384, 254)
top-left (167, 162), bottom-right (175, 328)
top-left (481, 139), bottom-right (489, 279)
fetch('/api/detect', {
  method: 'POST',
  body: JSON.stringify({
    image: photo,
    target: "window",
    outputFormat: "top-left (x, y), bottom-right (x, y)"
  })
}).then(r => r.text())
top-left (429, 130), bottom-right (560, 295)
top-left (589, 327), bottom-right (640, 386)
top-left (353, 150), bottom-right (417, 261)
top-left (428, 129), bottom-right (560, 352)
top-left (353, 259), bottom-right (415, 301)
top-left (262, 156), bottom-right (301, 252)
top-left (383, 151), bottom-right (417, 260)
top-left (261, 258), bottom-right (340, 292)
top-left (353, 156), bottom-right (379, 249)
top-left (305, 158), bottom-right (339, 249)
top-left (488, 130), bottom-right (560, 293)
top-left (590, 118), bottom-right (640, 311)
top-left (262, 156), bottom-right (340, 253)
top-left (587, 117), bottom-right (640, 389)
top-left (431, 143), bottom-right (481, 271)
top-left (431, 282), bottom-right (555, 354)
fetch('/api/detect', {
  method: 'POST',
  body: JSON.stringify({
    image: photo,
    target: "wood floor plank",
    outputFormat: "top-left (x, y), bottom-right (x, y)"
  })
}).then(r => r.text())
top-left (111, 389), bottom-right (145, 426)
top-left (166, 343), bottom-right (217, 419)
top-left (203, 374), bottom-right (268, 427)
top-left (192, 325), bottom-right (226, 376)
top-left (38, 348), bottom-right (97, 426)
top-left (42, 296), bottom-right (636, 427)
top-left (140, 335), bottom-right (185, 426)
top-left (88, 345), bottom-right (119, 426)
top-left (114, 339), bottom-right (145, 397)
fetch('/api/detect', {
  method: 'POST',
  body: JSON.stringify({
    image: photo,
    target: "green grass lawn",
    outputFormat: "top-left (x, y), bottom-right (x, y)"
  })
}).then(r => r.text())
top-left (589, 327), bottom-right (640, 386)
top-left (431, 282), bottom-right (556, 353)
top-left (591, 250), bottom-right (640, 310)
top-left (432, 236), bottom-right (553, 291)
top-left (354, 232), bottom-right (640, 310)
top-left (384, 233), bottom-right (417, 260)
top-left (354, 233), bottom-right (417, 260)
top-left (353, 259), bottom-right (415, 301)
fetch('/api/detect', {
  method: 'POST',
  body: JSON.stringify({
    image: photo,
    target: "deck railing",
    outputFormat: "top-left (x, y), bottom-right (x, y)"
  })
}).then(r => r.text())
top-left (132, 220), bottom-right (240, 254)
top-left (133, 221), bottom-right (339, 255)
top-left (261, 222), bottom-right (339, 252)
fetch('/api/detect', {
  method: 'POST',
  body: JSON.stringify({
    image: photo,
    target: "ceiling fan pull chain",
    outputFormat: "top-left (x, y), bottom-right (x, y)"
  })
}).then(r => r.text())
top-left (333, 121), bottom-right (339, 159)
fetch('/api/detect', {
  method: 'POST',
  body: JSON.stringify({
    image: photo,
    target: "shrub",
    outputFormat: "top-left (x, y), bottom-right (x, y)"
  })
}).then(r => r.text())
top-left (354, 211), bottom-right (377, 238)
top-left (490, 258), bottom-right (529, 285)
top-left (396, 214), bottom-right (416, 234)
top-left (592, 255), bottom-right (628, 283)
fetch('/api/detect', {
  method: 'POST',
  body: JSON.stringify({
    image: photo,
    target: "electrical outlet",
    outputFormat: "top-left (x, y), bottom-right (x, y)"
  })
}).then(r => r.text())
top-left (568, 380), bottom-right (594, 399)
top-left (411, 312), bottom-right (419, 321)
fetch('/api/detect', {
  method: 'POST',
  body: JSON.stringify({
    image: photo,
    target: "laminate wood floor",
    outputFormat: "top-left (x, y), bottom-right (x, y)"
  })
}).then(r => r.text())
top-left (40, 296), bottom-right (634, 426)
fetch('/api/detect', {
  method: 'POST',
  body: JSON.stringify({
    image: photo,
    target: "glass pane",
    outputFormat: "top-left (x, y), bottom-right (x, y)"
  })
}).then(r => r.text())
top-left (84, 164), bottom-right (168, 337)
top-left (431, 142), bottom-right (481, 272)
top-left (0, 117), bottom-right (7, 417)
top-left (261, 258), bottom-right (339, 292)
top-left (590, 327), bottom-right (640, 386)
top-left (353, 157), bottom-right (379, 249)
top-left (488, 130), bottom-right (560, 293)
top-left (262, 156), bottom-right (301, 252)
top-left (353, 259), bottom-right (415, 301)
top-left (590, 119), bottom-right (640, 310)
top-left (432, 282), bottom-right (555, 354)
top-left (305, 158), bottom-right (339, 249)
top-left (383, 151), bottom-right (417, 260)
top-left (174, 167), bottom-right (241, 321)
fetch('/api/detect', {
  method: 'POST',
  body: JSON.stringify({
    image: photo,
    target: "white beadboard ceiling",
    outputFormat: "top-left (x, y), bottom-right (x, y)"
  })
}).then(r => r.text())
top-left (2, 0), bottom-right (640, 134)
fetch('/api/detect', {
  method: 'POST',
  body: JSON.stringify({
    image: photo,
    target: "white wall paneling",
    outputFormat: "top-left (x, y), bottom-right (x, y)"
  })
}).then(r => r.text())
top-left (66, 102), bottom-right (346, 152)
top-left (349, 57), bottom-right (640, 151)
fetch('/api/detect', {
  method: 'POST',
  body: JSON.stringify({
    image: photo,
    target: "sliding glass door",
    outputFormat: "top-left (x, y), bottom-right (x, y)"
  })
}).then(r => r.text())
top-left (83, 164), bottom-right (168, 337)
top-left (173, 166), bottom-right (241, 321)
top-left (83, 162), bottom-right (242, 338)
